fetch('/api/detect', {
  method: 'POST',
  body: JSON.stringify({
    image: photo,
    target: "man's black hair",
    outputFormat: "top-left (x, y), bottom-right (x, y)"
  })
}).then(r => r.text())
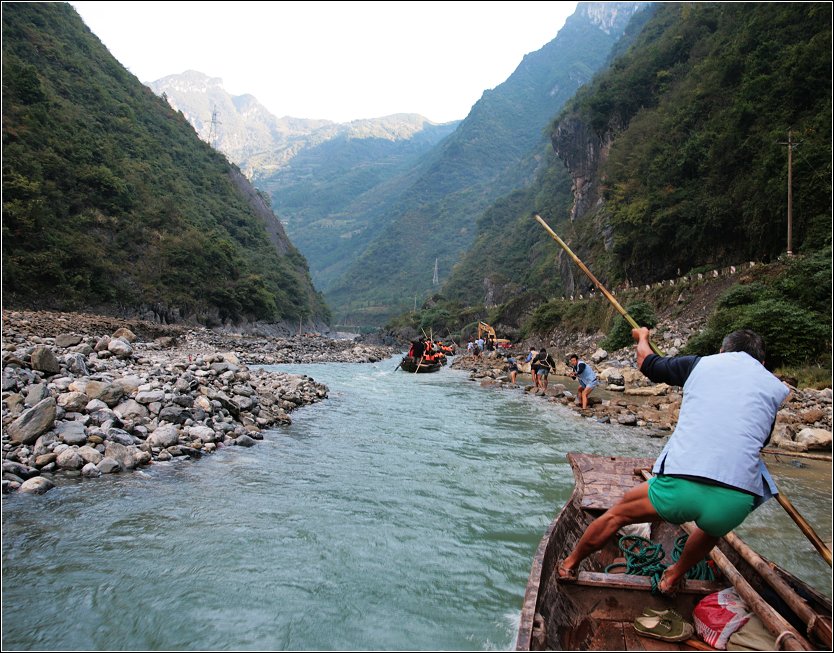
top-left (721, 329), bottom-right (766, 362)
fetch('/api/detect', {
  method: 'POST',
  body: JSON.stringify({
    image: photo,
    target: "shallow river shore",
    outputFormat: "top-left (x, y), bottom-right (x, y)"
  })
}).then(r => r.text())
top-left (1, 310), bottom-right (397, 495)
top-left (3, 310), bottom-right (830, 497)
top-left (452, 349), bottom-right (833, 454)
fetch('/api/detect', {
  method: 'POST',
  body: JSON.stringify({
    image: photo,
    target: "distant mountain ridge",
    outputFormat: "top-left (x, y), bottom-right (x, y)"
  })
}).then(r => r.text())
top-left (150, 71), bottom-right (455, 179)
top-left (150, 71), bottom-right (459, 290)
top-left (2, 4), bottom-right (328, 329)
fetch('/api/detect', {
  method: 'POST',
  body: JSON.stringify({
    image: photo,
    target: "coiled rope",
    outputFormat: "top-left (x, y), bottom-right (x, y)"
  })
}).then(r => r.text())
top-left (604, 534), bottom-right (715, 594)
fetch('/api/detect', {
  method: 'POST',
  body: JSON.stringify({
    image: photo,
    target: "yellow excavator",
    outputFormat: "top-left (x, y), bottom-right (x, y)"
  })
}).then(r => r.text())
top-left (477, 321), bottom-right (512, 349)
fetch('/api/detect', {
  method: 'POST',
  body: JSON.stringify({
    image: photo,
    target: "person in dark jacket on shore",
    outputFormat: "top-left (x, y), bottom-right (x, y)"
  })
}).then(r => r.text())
top-left (532, 348), bottom-right (556, 391)
top-left (556, 328), bottom-right (789, 596)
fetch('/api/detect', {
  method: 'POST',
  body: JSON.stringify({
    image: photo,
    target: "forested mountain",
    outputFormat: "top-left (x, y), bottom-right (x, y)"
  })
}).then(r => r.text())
top-left (2, 3), bottom-right (328, 327)
top-left (149, 71), bottom-right (457, 200)
top-left (150, 71), bottom-right (459, 291)
top-left (253, 115), bottom-right (459, 290)
top-left (322, 2), bottom-right (648, 326)
top-left (443, 2), bottom-right (832, 306)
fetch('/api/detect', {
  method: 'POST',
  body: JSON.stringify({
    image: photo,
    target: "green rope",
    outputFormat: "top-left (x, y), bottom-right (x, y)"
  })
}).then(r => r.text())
top-left (604, 534), bottom-right (715, 594)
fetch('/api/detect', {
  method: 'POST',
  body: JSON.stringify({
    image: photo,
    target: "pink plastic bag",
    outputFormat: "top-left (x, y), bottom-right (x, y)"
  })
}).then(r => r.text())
top-left (693, 588), bottom-right (753, 649)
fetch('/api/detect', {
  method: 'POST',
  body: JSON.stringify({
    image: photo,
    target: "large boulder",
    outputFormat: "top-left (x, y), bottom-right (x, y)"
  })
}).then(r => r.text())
top-left (7, 397), bottom-right (57, 445)
top-left (794, 428), bottom-right (832, 451)
top-left (147, 424), bottom-right (180, 449)
top-left (30, 346), bottom-right (61, 374)
top-left (19, 477), bottom-right (55, 494)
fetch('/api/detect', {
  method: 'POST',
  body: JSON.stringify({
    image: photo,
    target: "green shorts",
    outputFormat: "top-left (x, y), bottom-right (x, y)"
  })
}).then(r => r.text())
top-left (648, 475), bottom-right (754, 537)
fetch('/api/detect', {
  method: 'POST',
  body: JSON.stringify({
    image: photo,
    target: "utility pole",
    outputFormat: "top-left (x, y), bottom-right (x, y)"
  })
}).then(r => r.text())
top-left (787, 130), bottom-right (793, 256)
top-left (432, 258), bottom-right (439, 286)
top-left (779, 130), bottom-right (796, 256)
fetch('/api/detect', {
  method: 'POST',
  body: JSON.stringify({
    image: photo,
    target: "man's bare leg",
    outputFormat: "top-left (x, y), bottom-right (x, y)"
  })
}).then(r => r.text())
top-left (658, 527), bottom-right (719, 593)
top-left (559, 482), bottom-right (659, 575)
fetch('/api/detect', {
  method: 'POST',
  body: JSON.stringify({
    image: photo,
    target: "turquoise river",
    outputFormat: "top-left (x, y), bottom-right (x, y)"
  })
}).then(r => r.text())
top-left (2, 356), bottom-right (831, 650)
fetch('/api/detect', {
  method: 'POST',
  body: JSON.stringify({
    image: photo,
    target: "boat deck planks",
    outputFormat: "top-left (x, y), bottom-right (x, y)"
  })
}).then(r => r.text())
top-left (574, 454), bottom-right (649, 511)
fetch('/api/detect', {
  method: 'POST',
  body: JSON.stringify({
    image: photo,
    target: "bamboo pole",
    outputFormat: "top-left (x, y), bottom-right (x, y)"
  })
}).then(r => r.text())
top-left (705, 542), bottom-right (812, 651)
top-left (774, 493), bottom-right (832, 566)
top-left (723, 531), bottom-right (832, 648)
top-left (761, 448), bottom-right (832, 463)
top-left (533, 214), bottom-right (664, 356)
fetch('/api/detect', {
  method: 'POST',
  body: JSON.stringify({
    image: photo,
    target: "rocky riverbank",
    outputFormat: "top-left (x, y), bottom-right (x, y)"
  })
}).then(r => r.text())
top-left (1, 310), bottom-right (398, 495)
top-left (452, 340), bottom-right (833, 454)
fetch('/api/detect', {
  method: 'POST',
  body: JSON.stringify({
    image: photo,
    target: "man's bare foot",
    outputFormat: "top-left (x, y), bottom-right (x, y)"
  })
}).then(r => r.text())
top-left (556, 563), bottom-right (577, 581)
top-left (658, 568), bottom-right (684, 597)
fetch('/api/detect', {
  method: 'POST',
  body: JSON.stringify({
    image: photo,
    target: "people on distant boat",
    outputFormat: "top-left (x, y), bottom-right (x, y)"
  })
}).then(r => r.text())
top-left (532, 348), bottom-right (556, 390)
top-left (557, 328), bottom-right (789, 597)
top-left (568, 354), bottom-right (598, 409)
top-left (408, 338), bottom-right (426, 361)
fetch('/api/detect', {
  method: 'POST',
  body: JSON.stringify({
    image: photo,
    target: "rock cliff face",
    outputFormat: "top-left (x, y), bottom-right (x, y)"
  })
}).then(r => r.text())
top-left (550, 113), bottom-right (626, 296)
top-left (580, 1), bottom-right (650, 35)
top-left (552, 117), bottom-right (610, 224)
top-left (150, 71), bottom-right (455, 179)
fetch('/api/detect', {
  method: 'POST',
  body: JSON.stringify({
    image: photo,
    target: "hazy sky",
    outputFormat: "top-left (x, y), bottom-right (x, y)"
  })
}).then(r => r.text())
top-left (70, 1), bottom-right (579, 123)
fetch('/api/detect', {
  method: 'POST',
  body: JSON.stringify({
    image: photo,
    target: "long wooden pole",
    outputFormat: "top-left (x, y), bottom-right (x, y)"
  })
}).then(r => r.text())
top-left (774, 493), bottom-right (832, 566)
top-left (761, 448), bottom-right (832, 463)
top-left (706, 542), bottom-right (812, 651)
top-left (787, 130), bottom-right (794, 256)
top-left (723, 530), bottom-right (832, 648)
top-left (534, 205), bottom-right (834, 564)
top-left (533, 214), bottom-right (663, 356)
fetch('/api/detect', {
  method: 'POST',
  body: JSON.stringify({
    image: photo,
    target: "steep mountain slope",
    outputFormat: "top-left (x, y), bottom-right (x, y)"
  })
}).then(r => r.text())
top-left (441, 2), bottom-right (831, 311)
top-left (2, 3), bottom-right (328, 327)
top-left (324, 1), bottom-right (649, 326)
top-left (255, 115), bottom-right (459, 289)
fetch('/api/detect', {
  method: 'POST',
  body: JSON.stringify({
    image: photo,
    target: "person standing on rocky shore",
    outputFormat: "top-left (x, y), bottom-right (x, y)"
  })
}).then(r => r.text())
top-left (568, 354), bottom-right (598, 409)
top-left (532, 348), bottom-right (556, 391)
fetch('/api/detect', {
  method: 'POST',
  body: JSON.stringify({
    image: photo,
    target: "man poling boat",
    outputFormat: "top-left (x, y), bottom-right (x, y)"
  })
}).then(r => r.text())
top-left (516, 214), bottom-right (833, 651)
top-left (532, 213), bottom-right (831, 568)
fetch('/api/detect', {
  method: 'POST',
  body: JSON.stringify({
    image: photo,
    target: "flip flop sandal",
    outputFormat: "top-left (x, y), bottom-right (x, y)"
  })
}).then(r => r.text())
top-left (633, 614), bottom-right (694, 643)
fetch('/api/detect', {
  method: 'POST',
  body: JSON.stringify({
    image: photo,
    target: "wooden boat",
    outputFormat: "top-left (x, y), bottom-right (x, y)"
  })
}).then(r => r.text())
top-left (516, 453), bottom-right (832, 651)
top-left (398, 356), bottom-right (442, 373)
